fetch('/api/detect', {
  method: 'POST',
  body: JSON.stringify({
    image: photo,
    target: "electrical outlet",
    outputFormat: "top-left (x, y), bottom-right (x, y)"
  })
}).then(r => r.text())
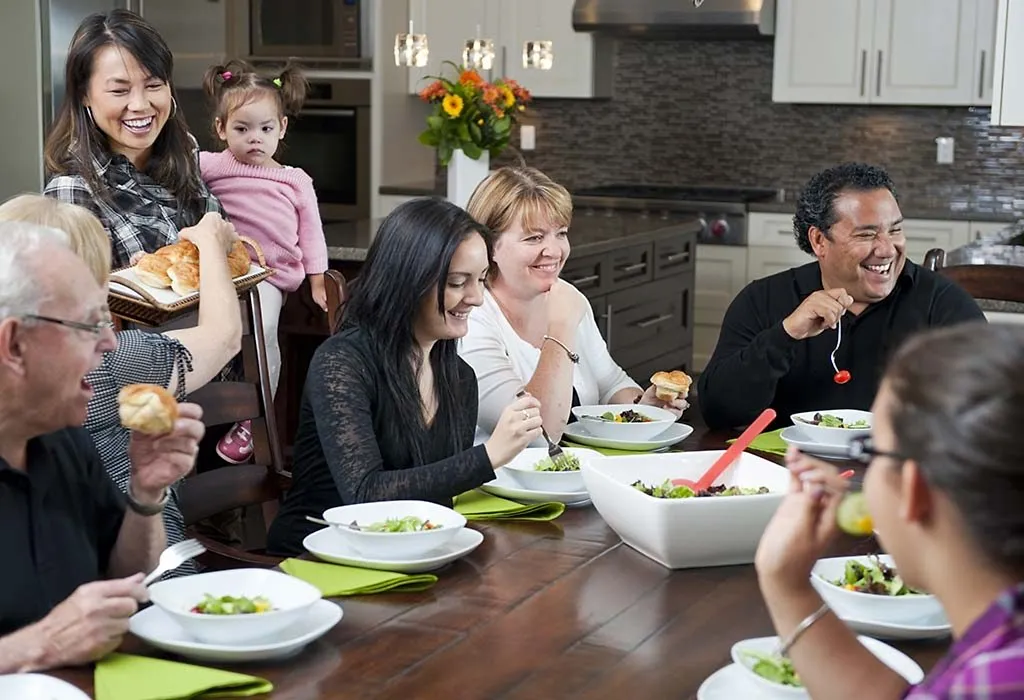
top-left (520, 124), bottom-right (536, 150)
top-left (935, 137), bottom-right (954, 164)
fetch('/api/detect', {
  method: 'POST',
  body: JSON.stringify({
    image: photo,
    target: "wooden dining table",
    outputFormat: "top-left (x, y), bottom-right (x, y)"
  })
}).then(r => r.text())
top-left (56, 418), bottom-right (950, 699)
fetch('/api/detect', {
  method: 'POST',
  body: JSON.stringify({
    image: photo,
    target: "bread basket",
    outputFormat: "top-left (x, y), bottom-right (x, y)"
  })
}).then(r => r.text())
top-left (108, 236), bottom-right (273, 327)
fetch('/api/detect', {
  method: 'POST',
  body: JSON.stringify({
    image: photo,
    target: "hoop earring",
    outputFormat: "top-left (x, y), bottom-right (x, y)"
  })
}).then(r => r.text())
top-left (85, 106), bottom-right (96, 125)
top-left (170, 97), bottom-right (177, 118)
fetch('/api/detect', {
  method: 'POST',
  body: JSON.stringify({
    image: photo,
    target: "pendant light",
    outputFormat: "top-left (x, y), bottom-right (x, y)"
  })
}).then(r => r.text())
top-left (394, 20), bottom-right (429, 68)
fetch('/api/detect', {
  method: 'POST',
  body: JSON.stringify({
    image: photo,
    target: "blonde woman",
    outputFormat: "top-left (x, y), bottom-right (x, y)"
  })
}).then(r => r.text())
top-left (0, 194), bottom-right (239, 567)
top-left (461, 166), bottom-right (687, 443)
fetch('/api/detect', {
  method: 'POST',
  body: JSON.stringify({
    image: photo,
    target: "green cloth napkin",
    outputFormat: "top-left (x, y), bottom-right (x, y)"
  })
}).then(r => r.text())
top-left (727, 427), bottom-right (787, 456)
top-left (95, 653), bottom-right (272, 700)
top-left (453, 490), bottom-right (565, 521)
top-left (560, 439), bottom-right (666, 456)
top-left (280, 558), bottom-right (437, 596)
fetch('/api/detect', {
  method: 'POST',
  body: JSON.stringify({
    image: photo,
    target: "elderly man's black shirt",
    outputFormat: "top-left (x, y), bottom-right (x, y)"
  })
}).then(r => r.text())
top-left (0, 428), bottom-right (125, 635)
top-left (697, 260), bottom-right (985, 430)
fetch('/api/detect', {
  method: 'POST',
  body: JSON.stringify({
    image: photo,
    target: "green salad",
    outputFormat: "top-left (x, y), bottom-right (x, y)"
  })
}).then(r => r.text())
top-left (361, 516), bottom-right (442, 533)
top-left (744, 651), bottom-right (802, 687)
top-left (533, 453), bottom-right (581, 472)
top-left (798, 412), bottom-right (869, 429)
top-left (191, 594), bottom-right (272, 615)
top-left (631, 479), bottom-right (769, 499)
top-left (831, 556), bottom-right (921, 596)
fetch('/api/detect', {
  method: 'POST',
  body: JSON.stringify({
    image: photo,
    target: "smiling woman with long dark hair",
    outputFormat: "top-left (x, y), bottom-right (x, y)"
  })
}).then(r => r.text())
top-left (43, 9), bottom-right (224, 269)
top-left (266, 197), bottom-right (543, 556)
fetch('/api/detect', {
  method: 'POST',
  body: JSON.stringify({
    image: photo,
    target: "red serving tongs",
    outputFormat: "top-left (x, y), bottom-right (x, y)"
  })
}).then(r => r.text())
top-left (672, 408), bottom-right (777, 491)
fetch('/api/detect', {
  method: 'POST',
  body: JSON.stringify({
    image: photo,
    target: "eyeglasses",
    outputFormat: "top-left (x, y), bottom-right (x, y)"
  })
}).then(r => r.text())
top-left (847, 435), bottom-right (905, 465)
top-left (21, 314), bottom-right (115, 337)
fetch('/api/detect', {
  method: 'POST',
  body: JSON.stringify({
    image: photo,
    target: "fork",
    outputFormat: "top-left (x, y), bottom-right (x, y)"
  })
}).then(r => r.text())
top-left (142, 538), bottom-right (207, 586)
top-left (515, 389), bottom-right (573, 470)
top-left (829, 318), bottom-right (843, 374)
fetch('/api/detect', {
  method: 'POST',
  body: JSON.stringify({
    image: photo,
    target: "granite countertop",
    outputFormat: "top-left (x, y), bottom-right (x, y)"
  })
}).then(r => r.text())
top-left (325, 211), bottom-right (702, 262)
top-left (748, 200), bottom-right (1019, 223)
top-left (379, 181), bottom-right (440, 197)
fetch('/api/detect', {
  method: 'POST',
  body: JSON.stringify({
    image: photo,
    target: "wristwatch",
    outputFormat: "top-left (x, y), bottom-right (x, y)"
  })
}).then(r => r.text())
top-left (125, 481), bottom-right (169, 516)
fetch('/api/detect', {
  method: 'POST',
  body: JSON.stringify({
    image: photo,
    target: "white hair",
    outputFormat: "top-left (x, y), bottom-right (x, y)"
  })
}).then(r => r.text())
top-left (0, 221), bottom-right (71, 320)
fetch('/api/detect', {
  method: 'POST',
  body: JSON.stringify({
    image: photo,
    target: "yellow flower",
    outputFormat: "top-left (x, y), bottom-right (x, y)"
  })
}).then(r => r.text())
top-left (442, 94), bottom-right (464, 118)
top-left (477, 118), bottom-right (484, 125)
top-left (500, 86), bottom-right (515, 108)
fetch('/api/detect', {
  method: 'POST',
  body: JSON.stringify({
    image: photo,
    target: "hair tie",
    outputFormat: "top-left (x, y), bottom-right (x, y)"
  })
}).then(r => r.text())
top-left (221, 70), bottom-right (233, 81)
top-left (272, 78), bottom-right (282, 88)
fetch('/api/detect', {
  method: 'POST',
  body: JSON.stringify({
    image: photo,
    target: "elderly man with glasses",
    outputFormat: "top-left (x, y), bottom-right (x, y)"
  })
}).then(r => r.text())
top-left (0, 221), bottom-right (205, 671)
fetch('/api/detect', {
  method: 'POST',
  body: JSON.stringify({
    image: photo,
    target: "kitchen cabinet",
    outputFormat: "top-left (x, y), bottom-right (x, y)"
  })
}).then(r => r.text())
top-left (773, 0), bottom-right (997, 106)
top-left (969, 220), bottom-right (1013, 241)
top-left (747, 246), bottom-right (814, 283)
top-left (408, 0), bottom-right (610, 98)
top-left (694, 245), bottom-right (747, 372)
top-left (902, 219), bottom-right (971, 262)
top-left (377, 194), bottom-right (418, 218)
top-left (991, 0), bottom-right (1024, 125)
top-left (142, 0), bottom-right (227, 89)
top-left (748, 212), bottom-right (797, 248)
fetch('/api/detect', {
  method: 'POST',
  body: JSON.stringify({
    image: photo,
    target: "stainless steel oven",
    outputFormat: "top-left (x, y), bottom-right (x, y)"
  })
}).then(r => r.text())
top-left (281, 79), bottom-right (371, 222)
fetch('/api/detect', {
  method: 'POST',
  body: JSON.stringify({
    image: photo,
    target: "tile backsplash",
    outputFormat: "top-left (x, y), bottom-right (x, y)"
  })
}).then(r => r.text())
top-left (492, 39), bottom-right (1024, 215)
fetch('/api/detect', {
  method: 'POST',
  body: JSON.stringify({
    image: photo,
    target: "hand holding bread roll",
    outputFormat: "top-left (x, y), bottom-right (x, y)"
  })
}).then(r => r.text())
top-left (118, 383), bottom-right (179, 436)
top-left (650, 370), bottom-right (692, 402)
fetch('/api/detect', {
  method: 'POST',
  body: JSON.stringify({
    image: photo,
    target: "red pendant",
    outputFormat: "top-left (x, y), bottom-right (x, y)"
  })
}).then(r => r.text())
top-left (834, 370), bottom-right (851, 384)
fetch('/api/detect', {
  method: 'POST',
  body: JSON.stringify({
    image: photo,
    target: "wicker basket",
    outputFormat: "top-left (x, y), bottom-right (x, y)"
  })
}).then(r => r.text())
top-left (108, 236), bottom-right (274, 327)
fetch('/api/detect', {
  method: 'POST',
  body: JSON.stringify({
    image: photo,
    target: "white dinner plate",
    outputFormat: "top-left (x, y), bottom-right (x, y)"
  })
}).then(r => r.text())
top-left (304, 525), bottom-right (484, 573)
top-left (562, 421), bottom-right (693, 452)
top-left (0, 674), bottom-right (90, 700)
top-left (481, 468), bottom-right (591, 507)
top-left (779, 426), bottom-right (851, 458)
top-left (697, 664), bottom-right (765, 699)
top-left (840, 611), bottom-right (952, 641)
top-left (129, 599), bottom-right (342, 663)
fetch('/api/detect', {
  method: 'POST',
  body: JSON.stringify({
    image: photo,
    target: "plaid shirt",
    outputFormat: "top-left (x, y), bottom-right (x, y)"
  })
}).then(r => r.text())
top-left (906, 582), bottom-right (1024, 699)
top-left (44, 151), bottom-right (223, 270)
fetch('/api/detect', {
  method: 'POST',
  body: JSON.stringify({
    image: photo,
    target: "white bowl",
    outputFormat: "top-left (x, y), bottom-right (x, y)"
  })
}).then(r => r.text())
top-left (571, 404), bottom-right (677, 442)
top-left (322, 500), bottom-right (465, 560)
top-left (789, 409), bottom-right (872, 445)
top-left (501, 446), bottom-right (601, 492)
top-left (810, 555), bottom-right (943, 625)
top-left (581, 451), bottom-right (790, 569)
top-left (147, 568), bottom-right (322, 645)
top-left (731, 634), bottom-right (924, 697)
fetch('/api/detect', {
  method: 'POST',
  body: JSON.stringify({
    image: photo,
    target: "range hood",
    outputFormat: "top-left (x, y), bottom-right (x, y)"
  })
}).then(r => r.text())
top-left (573, 0), bottom-right (775, 39)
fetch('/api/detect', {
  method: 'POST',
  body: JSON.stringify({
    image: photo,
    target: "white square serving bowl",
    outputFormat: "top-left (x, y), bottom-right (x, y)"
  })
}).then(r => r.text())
top-left (571, 404), bottom-right (677, 442)
top-left (790, 409), bottom-right (872, 446)
top-left (581, 451), bottom-right (790, 569)
top-left (147, 568), bottom-right (322, 645)
top-left (810, 554), bottom-right (943, 625)
top-left (322, 500), bottom-right (466, 560)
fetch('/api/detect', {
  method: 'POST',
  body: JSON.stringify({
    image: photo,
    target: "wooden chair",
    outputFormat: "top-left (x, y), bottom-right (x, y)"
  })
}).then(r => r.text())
top-left (324, 269), bottom-right (350, 333)
top-left (923, 247), bottom-right (1024, 304)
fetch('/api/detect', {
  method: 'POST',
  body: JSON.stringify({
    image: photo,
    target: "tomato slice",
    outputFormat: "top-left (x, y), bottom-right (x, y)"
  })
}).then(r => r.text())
top-left (833, 369), bottom-right (852, 384)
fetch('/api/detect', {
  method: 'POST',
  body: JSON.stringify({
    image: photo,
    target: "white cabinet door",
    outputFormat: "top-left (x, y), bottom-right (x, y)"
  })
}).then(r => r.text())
top-left (747, 247), bottom-right (813, 282)
top-left (407, 0), bottom-right (497, 95)
top-left (991, 0), bottom-right (1024, 125)
top-left (694, 246), bottom-right (748, 371)
top-left (143, 0), bottom-right (226, 89)
top-left (772, 0), bottom-right (875, 103)
top-left (748, 212), bottom-right (798, 248)
top-left (499, 0), bottom-right (597, 98)
top-left (872, 0), bottom-right (977, 105)
top-left (974, 0), bottom-right (999, 104)
top-left (902, 219), bottom-right (971, 263)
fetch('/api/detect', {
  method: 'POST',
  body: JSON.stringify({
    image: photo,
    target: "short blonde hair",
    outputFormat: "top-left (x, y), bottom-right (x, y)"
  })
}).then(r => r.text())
top-left (466, 166), bottom-right (573, 240)
top-left (0, 194), bottom-right (111, 285)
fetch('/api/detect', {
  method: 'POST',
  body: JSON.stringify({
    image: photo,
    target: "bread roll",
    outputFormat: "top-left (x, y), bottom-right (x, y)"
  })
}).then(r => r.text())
top-left (650, 370), bottom-right (693, 402)
top-left (135, 253), bottom-right (172, 288)
top-left (118, 383), bottom-right (178, 436)
top-left (156, 240), bottom-right (200, 266)
top-left (227, 240), bottom-right (252, 278)
top-left (167, 262), bottom-right (200, 295)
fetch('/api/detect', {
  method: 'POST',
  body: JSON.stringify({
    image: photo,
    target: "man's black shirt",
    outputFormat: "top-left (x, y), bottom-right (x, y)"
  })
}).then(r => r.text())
top-left (697, 260), bottom-right (985, 430)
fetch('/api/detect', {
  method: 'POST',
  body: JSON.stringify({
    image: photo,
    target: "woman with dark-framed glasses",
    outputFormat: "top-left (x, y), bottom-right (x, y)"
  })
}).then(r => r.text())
top-left (754, 321), bottom-right (1024, 698)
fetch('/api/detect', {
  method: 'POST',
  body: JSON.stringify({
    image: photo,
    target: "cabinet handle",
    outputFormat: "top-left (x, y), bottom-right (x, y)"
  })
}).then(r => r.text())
top-left (618, 262), bottom-right (647, 274)
top-left (568, 274), bottom-right (600, 287)
top-left (876, 50), bottom-right (882, 97)
top-left (979, 51), bottom-right (986, 100)
top-left (859, 50), bottom-right (867, 96)
top-left (635, 313), bottom-right (674, 329)
top-left (665, 251), bottom-right (691, 263)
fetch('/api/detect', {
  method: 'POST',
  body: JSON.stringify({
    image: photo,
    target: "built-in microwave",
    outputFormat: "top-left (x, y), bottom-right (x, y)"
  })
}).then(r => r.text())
top-left (231, 0), bottom-right (373, 67)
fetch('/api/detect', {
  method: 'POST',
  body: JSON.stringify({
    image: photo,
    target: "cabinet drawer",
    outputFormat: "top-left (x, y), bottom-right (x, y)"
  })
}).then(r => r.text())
top-left (625, 345), bottom-right (693, 388)
top-left (606, 243), bottom-right (655, 293)
top-left (654, 232), bottom-right (697, 278)
top-left (606, 276), bottom-right (692, 370)
top-left (903, 219), bottom-right (970, 263)
top-left (748, 212), bottom-right (797, 247)
top-left (561, 252), bottom-right (607, 298)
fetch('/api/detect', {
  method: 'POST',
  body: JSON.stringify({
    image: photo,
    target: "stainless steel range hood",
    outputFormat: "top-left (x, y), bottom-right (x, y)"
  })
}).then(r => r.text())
top-left (573, 0), bottom-right (775, 39)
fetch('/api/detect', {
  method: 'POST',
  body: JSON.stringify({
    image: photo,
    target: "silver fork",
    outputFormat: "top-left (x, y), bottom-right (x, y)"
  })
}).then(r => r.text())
top-left (515, 389), bottom-right (572, 469)
top-left (829, 318), bottom-right (843, 374)
top-left (142, 538), bottom-right (207, 586)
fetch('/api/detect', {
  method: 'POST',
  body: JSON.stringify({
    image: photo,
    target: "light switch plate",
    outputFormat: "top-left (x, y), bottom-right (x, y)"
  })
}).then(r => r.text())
top-left (520, 124), bottom-right (536, 150)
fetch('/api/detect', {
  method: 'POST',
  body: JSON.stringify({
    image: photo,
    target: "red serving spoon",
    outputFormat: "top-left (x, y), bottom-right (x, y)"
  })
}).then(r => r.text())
top-left (672, 408), bottom-right (777, 491)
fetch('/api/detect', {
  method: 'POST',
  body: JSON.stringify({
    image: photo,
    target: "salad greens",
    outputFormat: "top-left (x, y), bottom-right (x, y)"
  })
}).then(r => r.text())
top-left (191, 594), bottom-right (272, 615)
top-left (631, 479), bottom-right (769, 499)
top-left (587, 410), bottom-right (653, 423)
top-left (534, 453), bottom-right (581, 472)
top-left (831, 556), bottom-right (921, 596)
top-left (744, 651), bottom-right (802, 687)
top-left (361, 516), bottom-right (442, 533)
top-left (799, 412), bottom-right (869, 429)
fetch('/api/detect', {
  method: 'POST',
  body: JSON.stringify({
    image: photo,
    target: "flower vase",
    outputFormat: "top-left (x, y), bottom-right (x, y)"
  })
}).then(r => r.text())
top-left (446, 148), bottom-right (490, 210)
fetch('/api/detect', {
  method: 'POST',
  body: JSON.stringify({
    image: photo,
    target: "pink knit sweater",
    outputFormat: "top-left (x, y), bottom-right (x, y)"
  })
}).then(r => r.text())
top-left (200, 150), bottom-right (328, 292)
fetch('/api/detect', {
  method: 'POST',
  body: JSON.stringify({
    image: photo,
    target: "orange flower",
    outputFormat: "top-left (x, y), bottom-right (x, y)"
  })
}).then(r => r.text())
top-left (418, 80), bottom-right (446, 102)
top-left (459, 69), bottom-right (484, 88)
top-left (482, 85), bottom-right (501, 106)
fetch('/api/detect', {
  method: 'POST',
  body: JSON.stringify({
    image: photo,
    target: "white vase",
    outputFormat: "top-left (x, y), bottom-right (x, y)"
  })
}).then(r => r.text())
top-left (446, 148), bottom-right (490, 210)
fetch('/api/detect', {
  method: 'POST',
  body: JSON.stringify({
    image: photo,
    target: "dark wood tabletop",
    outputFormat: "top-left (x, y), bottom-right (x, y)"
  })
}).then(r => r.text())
top-left (55, 422), bottom-right (950, 699)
